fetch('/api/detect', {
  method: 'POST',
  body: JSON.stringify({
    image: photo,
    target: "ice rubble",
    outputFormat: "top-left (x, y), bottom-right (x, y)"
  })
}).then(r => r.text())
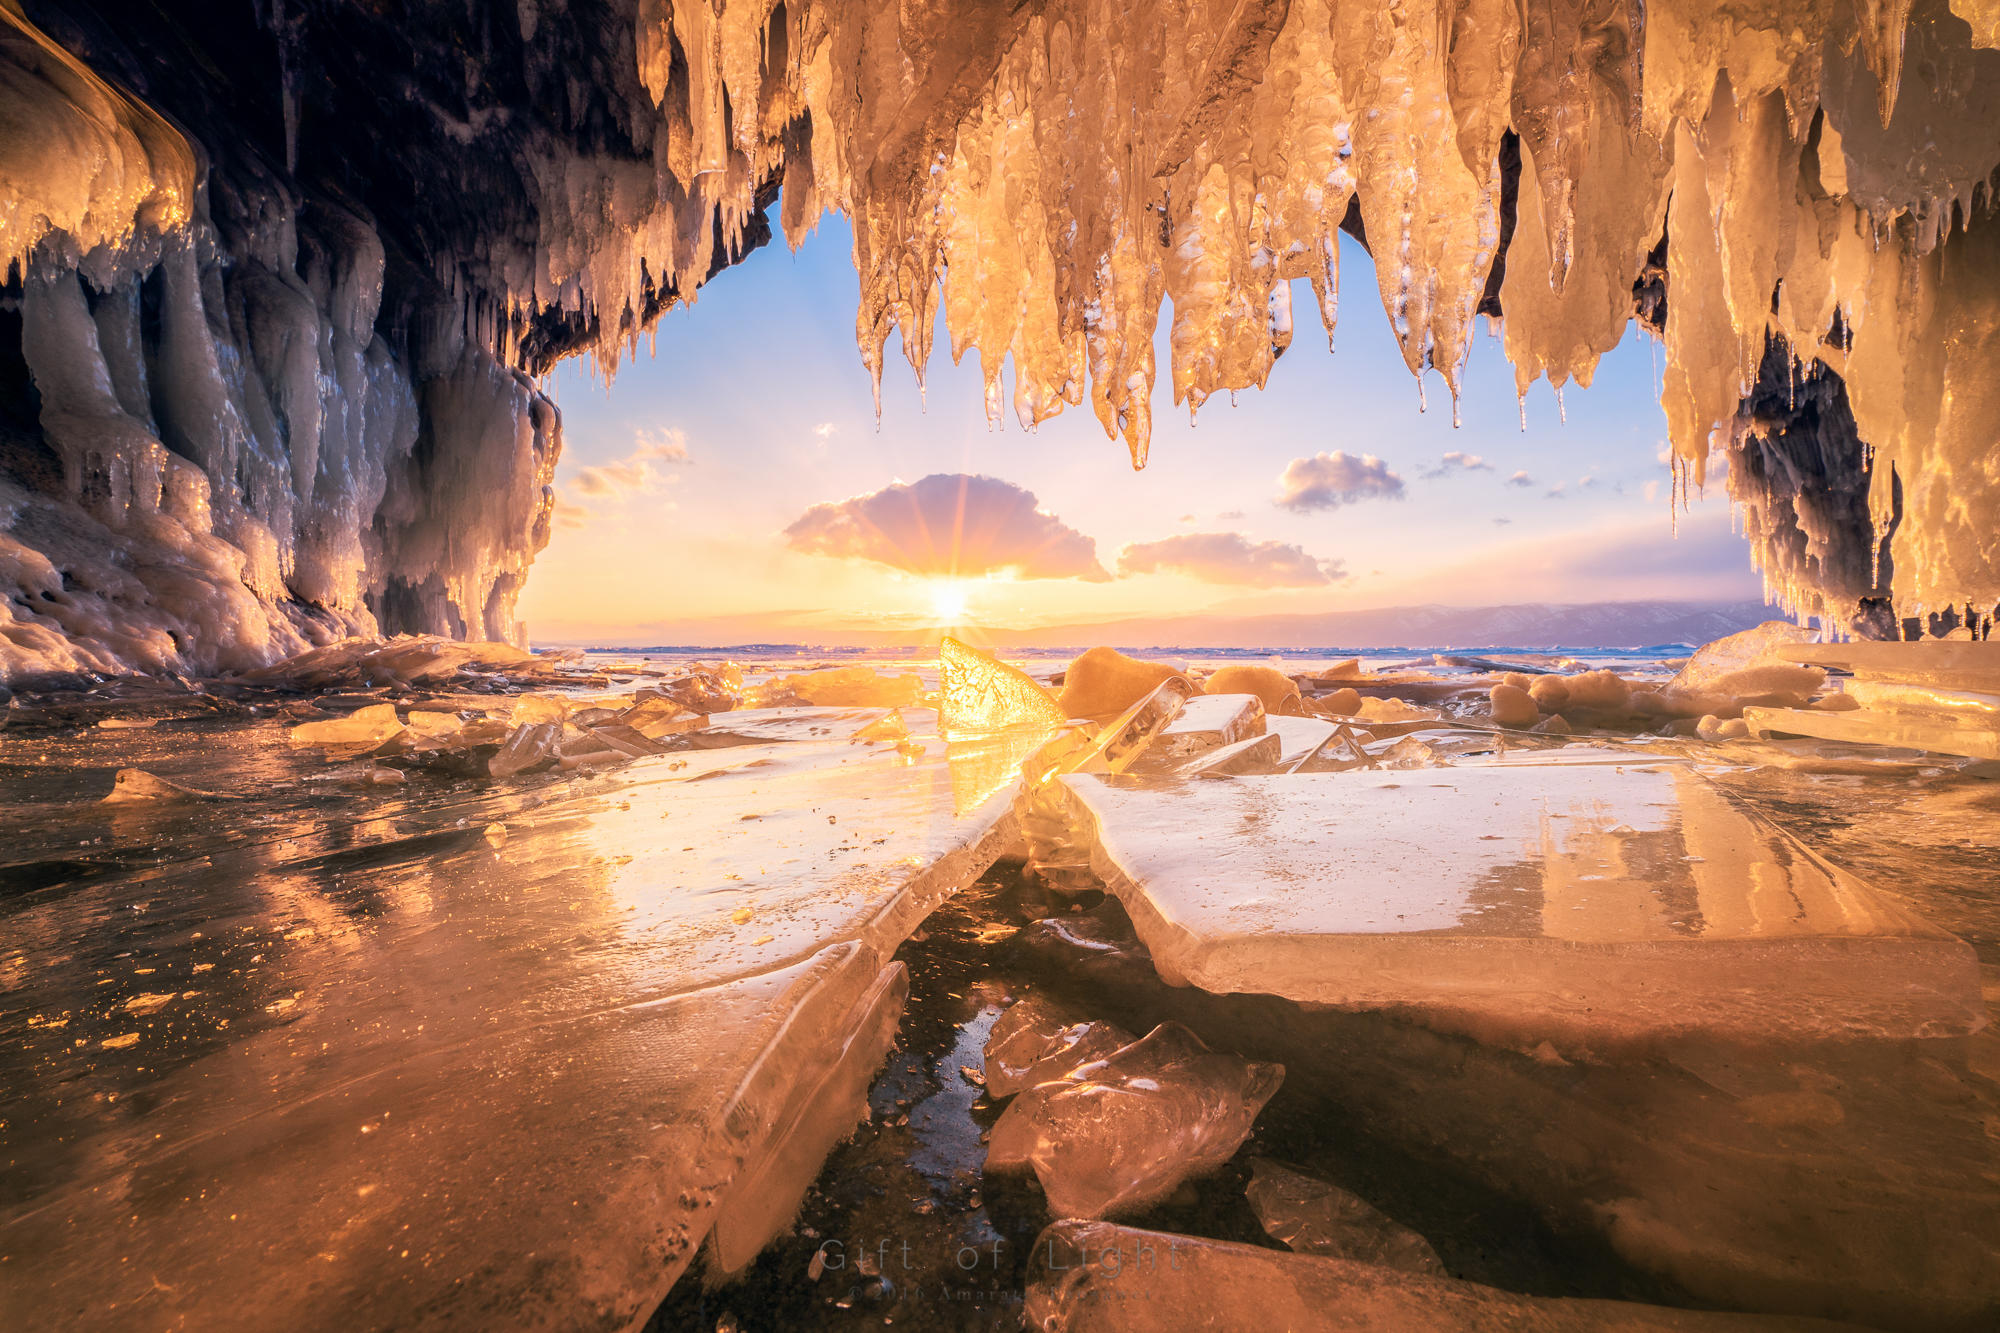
top-left (984, 1020), bottom-right (1283, 1219)
top-left (1023, 1221), bottom-right (1858, 1331)
top-left (7, 3), bottom-right (2000, 675)
top-left (0, 689), bottom-right (1026, 1328)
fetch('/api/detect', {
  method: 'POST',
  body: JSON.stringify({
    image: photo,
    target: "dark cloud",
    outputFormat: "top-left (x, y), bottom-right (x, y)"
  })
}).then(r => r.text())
top-left (1274, 452), bottom-right (1405, 511)
top-left (784, 473), bottom-right (1110, 581)
top-left (1118, 532), bottom-right (1333, 587)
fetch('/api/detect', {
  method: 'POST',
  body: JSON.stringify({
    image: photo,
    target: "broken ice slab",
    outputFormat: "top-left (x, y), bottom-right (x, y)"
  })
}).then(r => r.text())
top-left (1743, 705), bottom-right (2000, 761)
top-left (1173, 731), bottom-right (1284, 777)
top-left (984, 1022), bottom-right (1282, 1219)
top-left (1024, 1221), bottom-right (1861, 1331)
top-left (287, 700), bottom-right (404, 748)
top-left (1246, 1158), bottom-right (1446, 1275)
top-left (1781, 639), bottom-right (2000, 692)
top-left (981, 995), bottom-right (1135, 1099)
top-left (0, 708), bottom-right (1021, 1330)
top-left (1056, 761), bottom-right (1984, 1052)
top-left (1153, 692), bottom-right (1265, 759)
top-left (1263, 714), bottom-right (1337, 770)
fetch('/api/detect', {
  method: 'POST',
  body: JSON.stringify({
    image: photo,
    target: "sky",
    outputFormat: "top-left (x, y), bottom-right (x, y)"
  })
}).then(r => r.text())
top-left (516, 214), bottom-right (1765, 646)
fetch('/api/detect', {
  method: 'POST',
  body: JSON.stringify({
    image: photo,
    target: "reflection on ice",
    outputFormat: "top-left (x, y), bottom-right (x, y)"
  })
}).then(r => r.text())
top-left (1057, 759), bottom-right (1983, 1051)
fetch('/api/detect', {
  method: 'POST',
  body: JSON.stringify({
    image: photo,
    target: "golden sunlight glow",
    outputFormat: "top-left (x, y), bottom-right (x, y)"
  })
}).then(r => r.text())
top-left (928, 580), bottom-right (972, 625)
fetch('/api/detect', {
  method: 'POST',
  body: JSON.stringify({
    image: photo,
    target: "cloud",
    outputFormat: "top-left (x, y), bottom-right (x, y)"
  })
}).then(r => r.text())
top-left (813, 422), bottom-right (837, 443)
top-left (1274, 452), bottom-right (1406, 511)
top-left (1546, 482), bottom-right (1568, 498)
top-left (1493, 517), bottom-right (1512, 526)
top-left (1217, 510), bottom-right (1245, 521)
top-left (784, 473), bottom-right (1110, 581)
top-left (1420, 451), bottom-right (1494, 479)
top-left (1507, 470), bottom-right (1534, 487)
top-left (568, 426), bottom-right (690, 500)
top-left (1118, 532), bottom-right (1335, 588)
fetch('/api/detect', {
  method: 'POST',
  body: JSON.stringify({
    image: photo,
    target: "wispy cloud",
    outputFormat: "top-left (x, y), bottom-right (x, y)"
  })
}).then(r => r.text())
top-left (1420, 451), bottom-right (1494, 479)
top-left (813, 422), bottom-right (837, 443)
top-left (569, 426), bottom-right (690, 499)
top-left (1118, 532), bottom-right (1337, 588)
top-left (1274, 452), bottom-right (1405, 512)
top-left (784, 473), bottom-right (1111, 581)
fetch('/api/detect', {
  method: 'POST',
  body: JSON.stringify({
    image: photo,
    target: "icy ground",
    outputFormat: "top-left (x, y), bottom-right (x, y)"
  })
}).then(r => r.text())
top-left (3, 636), bottom-right (1999, 1329)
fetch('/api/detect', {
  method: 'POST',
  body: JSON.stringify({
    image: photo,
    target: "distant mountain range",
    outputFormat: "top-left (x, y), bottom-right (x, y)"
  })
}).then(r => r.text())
top-left (558, 600), bottom-right (1783, 652)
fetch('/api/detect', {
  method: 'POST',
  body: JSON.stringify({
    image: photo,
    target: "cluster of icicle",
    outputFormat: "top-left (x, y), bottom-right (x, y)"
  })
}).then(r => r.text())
top-left (643, 0), bottom-right (2000, 624)
top-left (1, 5), bottom-right (558, 678)
top-left (10, 1), bottom-right (2000, 632)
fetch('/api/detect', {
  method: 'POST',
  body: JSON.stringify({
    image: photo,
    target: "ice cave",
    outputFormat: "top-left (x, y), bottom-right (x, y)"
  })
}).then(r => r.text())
top-left (4, 2), bottom-right (2000, 1330)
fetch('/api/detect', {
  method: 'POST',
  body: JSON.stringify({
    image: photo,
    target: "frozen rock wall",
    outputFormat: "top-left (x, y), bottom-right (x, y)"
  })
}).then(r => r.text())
top-left (6, 0), bottom-right (2000, 677)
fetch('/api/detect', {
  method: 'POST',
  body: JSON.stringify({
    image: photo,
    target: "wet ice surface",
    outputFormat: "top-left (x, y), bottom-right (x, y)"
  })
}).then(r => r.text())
top-left (0, 697), bottom-right (1020, 1330)
top-left (9, 640), bottom-right (2000, 1330)
top-left (1059, 760), bottom-right (1985, 1052)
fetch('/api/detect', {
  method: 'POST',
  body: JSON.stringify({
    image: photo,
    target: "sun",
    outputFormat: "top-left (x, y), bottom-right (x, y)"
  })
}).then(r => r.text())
top-left (928, 580), bottom-right (971, 625)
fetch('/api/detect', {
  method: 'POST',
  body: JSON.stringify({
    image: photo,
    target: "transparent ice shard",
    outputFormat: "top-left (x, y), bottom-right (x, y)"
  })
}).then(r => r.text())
top-left (1025, 1220), bottom-right (1844, 1331)
top-left (984, 1022), bottom-right (1283, 1219)
top-left (1245, 1158), bottom-right (1446, 1276)
top-left (981, 995), bottom-right (1135, 1100)
top-left (939, 636), bottom-right (1067, 735)
top-left (1154, 693), bottom-right (1267, 760)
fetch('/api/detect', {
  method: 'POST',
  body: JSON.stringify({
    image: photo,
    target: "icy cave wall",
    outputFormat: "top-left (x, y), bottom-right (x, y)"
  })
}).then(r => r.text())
top-left (0, 0), bottom-right (772, 679)
top-left (6, 0), bottom-right (2000, 680)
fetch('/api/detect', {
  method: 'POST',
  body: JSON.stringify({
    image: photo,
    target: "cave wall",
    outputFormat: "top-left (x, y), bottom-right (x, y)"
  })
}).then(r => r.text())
top-left (5, 0), bottom-right (2000, 679)
top-left (0, 0), bottom-right (767, 680)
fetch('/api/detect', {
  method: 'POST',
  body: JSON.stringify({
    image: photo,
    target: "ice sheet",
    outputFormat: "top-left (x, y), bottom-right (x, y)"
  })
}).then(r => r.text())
top-left (0, 706), bottom-right (1019, 1329)
top-left (1058, 761), bottom-right (1983, 1051)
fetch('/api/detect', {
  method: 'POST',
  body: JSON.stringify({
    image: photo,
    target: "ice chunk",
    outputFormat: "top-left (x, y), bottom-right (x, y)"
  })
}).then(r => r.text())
top-left (1154, 693), bottom-right (1266, 760)
top-left (1560, 669), bottom-right (1631, 712)
top-left (1202, 665), bottom-right (1302, 715)
top-left (1679, 623), bottom-right (1822, 693)
top-left (1262, 715), bottom-right (1337, 769)
top-left (1781, 641), bottom-right (2000, 693)
top-left (651, 672), bottom-right (740, 715)
top-left (939, 636), bottom-right (1067, 734)
top-left (617, 695), bottom-right (707, 739)
top-left (1488, 683), bottom-right (1539, 728)
top-left (1698, 715), bottom-right (1751, 742)
top-left (852, 709), bottom-right (911, 743)
top-left (1354, 696), bottom-right (1440, 724)
top-left (982, 996), bottom-right (1135, 1100)
top-left (1312, 686), bottom-right (1364, 717)
top-left (1059, 647), bottom-right (1187, 719)
top-left (1374, 735), bottom-right (1450, 769)
top-left (984, 1022), bottom-right (1283, 1219)
top-left (489, 720), bottom-right (561, 778)
top-left (1057, 762), bottom-right (1983, 1051)
top-left (1743, 706), bottom-right (2000, 761)
top-left (1175, 732), bottom-right (1284, 777)
top-left (101, 768), bottom-right (231, 803)
top-left (404, 709), bottom-right (464, 742)
top-left (1244, 1159), bottom-right (1446, 1276)
top-left (747, 666), bottom-right (923, 709)
top-left (287, 702), bottom-right (403, 749)
top-left (510, 694), bottom-right (570, 725)
top-left (1025, 1221), bottom-right (1846, 1330)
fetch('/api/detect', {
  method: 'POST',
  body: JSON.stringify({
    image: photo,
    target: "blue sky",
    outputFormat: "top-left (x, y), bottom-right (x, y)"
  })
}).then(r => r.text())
top-left (518, 213), bottom-right (1763, 643)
